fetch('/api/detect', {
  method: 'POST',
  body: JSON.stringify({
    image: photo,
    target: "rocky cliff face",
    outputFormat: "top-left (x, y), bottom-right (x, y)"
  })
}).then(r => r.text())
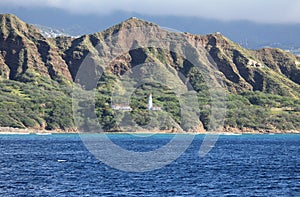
top-left (0, 14), bottom-right (72, 81)
top-left (50, 17), bottom-right (300, 96)
top-left (1, 14), bottom-right (299, 96)
top-left (185, 32), bottom-right (300, 96)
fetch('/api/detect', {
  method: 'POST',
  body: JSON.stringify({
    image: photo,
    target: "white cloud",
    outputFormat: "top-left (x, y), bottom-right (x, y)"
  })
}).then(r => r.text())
top-left (1, 0), bottom-right (299, 23)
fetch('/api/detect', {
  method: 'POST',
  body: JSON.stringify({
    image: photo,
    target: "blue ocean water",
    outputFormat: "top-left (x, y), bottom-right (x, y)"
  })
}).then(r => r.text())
top-left (0, 134), bottom-right (299, 196)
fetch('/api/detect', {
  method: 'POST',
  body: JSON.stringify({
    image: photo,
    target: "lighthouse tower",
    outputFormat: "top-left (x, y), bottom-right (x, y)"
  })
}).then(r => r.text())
top-left (148, 94), bottom-right (153, 111)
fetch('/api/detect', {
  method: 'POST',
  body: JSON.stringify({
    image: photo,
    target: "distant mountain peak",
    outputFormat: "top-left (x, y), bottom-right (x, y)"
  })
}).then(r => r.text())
top-left (123, 17), bottom-right (155, 25)
top-left (104, 17), bottom-right (157, 32)
top-left (95, 17), bottom-right (159, 40)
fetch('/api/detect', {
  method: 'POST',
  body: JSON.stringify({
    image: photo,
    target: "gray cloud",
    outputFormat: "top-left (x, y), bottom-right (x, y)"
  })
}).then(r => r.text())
top-left (1, 0), bottom-right (299, 24)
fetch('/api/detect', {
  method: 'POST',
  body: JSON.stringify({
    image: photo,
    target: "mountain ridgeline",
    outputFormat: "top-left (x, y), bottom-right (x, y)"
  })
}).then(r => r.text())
top-left (0, 14), bottom-right (299, 132)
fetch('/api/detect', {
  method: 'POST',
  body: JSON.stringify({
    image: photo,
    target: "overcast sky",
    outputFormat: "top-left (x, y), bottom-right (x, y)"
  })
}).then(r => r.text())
top-left (0, 0), bottom-right (299, 24)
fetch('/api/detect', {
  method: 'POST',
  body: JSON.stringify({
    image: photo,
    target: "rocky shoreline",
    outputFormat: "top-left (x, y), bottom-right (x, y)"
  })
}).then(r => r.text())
top-left (0, 127), bottom-right (299, 134)
top-left (221, 127), bottom-right (300, 134)
top-left (0, 127), bottom-right (78, 134)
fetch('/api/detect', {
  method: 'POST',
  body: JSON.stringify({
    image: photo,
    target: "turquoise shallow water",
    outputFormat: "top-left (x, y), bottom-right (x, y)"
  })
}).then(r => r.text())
top-left (0, 134), bottom-right (299, 196)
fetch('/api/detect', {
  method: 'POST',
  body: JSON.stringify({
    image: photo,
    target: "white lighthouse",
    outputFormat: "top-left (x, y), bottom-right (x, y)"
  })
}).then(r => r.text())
top-left (148, 94), bottom-right (153, 111)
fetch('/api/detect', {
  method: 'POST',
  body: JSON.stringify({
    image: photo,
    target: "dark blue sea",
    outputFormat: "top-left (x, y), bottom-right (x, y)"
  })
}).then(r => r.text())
top-left (0, 134), bottom-right (299, 196)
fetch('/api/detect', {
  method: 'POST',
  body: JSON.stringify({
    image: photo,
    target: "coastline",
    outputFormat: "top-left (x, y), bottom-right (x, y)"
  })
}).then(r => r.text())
top-left (0, 127), bottom-right (299, 135)
top-left (0, 127), bottom-right (78, 134)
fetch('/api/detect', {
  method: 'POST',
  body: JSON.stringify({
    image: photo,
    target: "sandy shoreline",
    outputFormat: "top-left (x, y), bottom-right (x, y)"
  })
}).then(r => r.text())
top-left (0, 127), bottom-right (299, 135)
